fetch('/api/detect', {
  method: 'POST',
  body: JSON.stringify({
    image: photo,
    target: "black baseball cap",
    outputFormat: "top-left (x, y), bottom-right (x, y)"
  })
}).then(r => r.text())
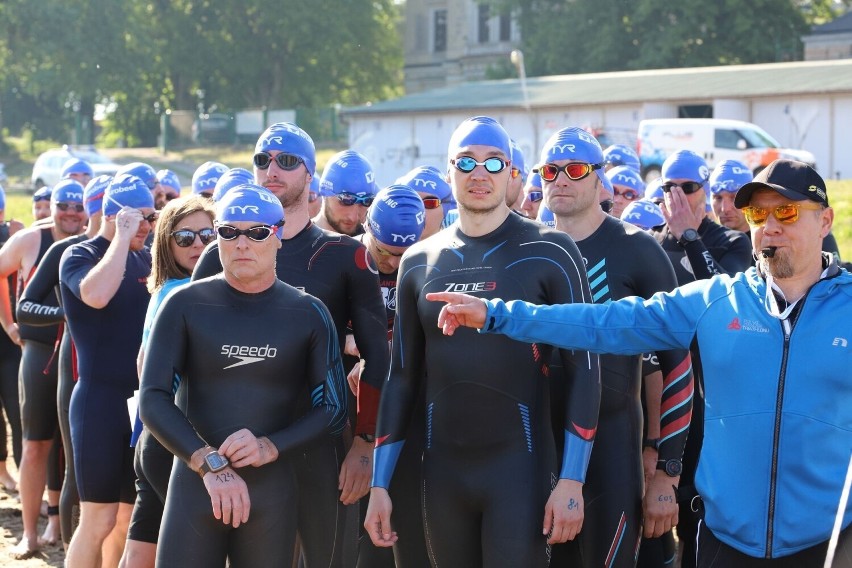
top-left (735, 159), bottom-right (828, 209)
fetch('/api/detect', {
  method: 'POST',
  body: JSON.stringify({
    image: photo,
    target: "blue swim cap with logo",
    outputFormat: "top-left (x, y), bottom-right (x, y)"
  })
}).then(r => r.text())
top-left (60, 158), bottom-right (93, 179)
top-left (84, 175), bottom-right (111, 217)
top-left (510, 139), bottom-right (528, 181)
top-left (217, 184), bottom-right (285, 238)
top-left (367, 185), bottom-right (426, 247)
top-left (607, 166), bottom-right (645, 194)
top-left (710, 159), bottom-right (752, 195)
top-left (539, 127), bottom-right (607, 187)
top-left (104, 174), bottom-right (155, 216)
top-left (645, 178), bottom-right (664, 202)
top-left (212, 168), bottom-right (254, 202)
top-left (661, 150), bottom-right (709, 184)
top-left (621, 199), bottom-right (665, 230)
top-left (255, 122), bottom-right (317, 176)
top-left (447, 116), bottom-right (512, 160)
top-left (537, 204), bottom-right (556, 228)
top-left (526, 172), bottom-right (543, 191)
top-left (396, 165), bottom-right (454, 216)
top-left (51, 179), bottom-right (86, 205)
top-left (603, 145), bottom-right (641, 172)
top-left (156, 169), bottom-right (182, 193)
top-left (116, 162), bottom-right (158, 191)
top-left (192, 161), bottom-right (229, 196)
top-left (320, 150), bottom-right (379, 198)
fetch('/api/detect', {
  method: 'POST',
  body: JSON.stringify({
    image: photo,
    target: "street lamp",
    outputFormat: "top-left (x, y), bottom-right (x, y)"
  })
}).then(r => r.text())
top-left (510, 49), bottom-right (537, 155)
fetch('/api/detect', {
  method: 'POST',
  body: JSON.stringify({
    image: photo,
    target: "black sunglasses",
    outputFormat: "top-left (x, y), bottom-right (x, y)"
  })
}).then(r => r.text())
top-left (335, 193), bottom-right (374, 207)
top-left (600, 199), bottom-right (614, 214)
top-left (662, 181), bottom-right (704, 195)
top-left (216, 222), bottom-right (283, 242)
top-left (171, 228), bottom-right (216, 247)
top-left (253, 152), bottom-right (304, 171)
top-left (142, 211), bottom-right (159, 223)
top-left (55, 202), bottom-right (85, 213)
top-left (451, 156), bottom-right (509, 174)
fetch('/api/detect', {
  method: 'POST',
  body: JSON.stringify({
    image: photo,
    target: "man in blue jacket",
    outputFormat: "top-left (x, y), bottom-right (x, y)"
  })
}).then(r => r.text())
top-left (427, 159), bottom-right (852, 567)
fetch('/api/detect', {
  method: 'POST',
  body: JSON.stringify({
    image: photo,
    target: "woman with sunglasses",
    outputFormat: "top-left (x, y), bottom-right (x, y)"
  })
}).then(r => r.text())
top-left (120, 194), bottom-right (215, 568)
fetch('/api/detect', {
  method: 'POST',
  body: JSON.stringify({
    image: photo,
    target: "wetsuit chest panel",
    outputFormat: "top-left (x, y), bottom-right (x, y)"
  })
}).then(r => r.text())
top-left (19, 227), bottom-right (59, 343)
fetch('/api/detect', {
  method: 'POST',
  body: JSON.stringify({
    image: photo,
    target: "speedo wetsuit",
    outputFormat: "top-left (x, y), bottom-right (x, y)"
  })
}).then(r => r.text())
top-left (193, 221), bottom-right (388, 567)
top-left (373, 213), bottom-right (601, 567)
top-left (59, 236), bottom-right (151, 504)
top-left (17, 233), bottom-right (87, 544)
top-left (139, 277), bottom-right (348, 568)
top-left (650, 218), bottom-right (751, 568)
top-left (549, 216), bottom-right (693, 567)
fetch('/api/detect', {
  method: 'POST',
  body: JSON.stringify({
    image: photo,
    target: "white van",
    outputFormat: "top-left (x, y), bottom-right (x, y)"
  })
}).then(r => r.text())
top-left (636, 118), bottom-right (816, 181)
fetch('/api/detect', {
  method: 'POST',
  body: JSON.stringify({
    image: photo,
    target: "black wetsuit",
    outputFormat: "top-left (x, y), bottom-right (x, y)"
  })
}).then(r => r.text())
top-left (650, 218), bottom-right (751, 568)
top-left (59, 236), bottom-right (151, 504)
top-left (139, 276), bottom-right (349, 568)
top-left (193, 221), bottom-right (388, 567)
top-left (373, 213), bottom-right (601, 567)
top-left (550, 216), bottom-right (694, 567)
top-left (17, 233), bottom-right (87, 544)
top-left (0, 223), bottom-right (21, 469)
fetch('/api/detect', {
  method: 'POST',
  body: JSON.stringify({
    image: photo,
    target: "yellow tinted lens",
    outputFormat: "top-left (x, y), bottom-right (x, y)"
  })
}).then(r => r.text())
top-left (743, 207), bottom-right (769, 226)
top-left (774, 204), bottom-right (799, 224)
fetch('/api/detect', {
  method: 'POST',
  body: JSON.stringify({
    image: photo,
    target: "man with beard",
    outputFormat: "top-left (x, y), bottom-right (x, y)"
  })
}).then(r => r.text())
top-left (429, 159), bottom-right (852, 568)
top-left (314, 150), bottom-right (379, 237)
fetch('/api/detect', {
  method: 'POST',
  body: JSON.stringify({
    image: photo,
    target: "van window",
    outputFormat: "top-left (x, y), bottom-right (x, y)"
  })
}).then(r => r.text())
top-left (715, 129), bottom-right (744, 149)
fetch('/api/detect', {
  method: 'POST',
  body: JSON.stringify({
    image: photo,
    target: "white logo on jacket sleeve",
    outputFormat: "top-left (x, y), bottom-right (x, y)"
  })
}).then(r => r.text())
top-left (221, 344), bottom-right (278, 369)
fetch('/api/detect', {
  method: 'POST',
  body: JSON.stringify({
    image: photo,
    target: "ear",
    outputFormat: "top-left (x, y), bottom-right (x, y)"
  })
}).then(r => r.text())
top-left (820, 206), bottom-right (834, 239)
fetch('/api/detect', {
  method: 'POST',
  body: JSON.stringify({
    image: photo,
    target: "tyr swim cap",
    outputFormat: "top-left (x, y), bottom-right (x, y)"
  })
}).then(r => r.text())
top-left (216, 184), bottom-right (285, 238)
top-left (607, 166), bottom-right (645, 195)
top-left (367, 185), bottom-right (426, 247)
top-left (212, 168), bottom-right (254, 202)
top-left (621, 199), bottom-right (665, 230)
top-left (255, 122), bottom-right (317, 176)
top-left (396, 165), bottom-right (454, 217)
top-left (319, 150), bottom-right (379, 198)
top-left (156, 169), bottom-right (181, 194)
top-left (603, 145), bottom-right (641, 172)
top-left (538, 127), bottom-right (607, 186)
top-left (51, 179), bottom-right (85, 205)
top-left (192, 161), bottom-right (229, 196)
top-left (447, 116), bottom-right (512, 160)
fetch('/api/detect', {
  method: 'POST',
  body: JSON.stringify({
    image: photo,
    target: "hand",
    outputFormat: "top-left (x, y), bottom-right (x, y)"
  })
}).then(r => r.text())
top-left (202, 467), bottom-right (250, 528)
top-left (642, 447), bottom-right (658, 495)
top-left (364, 487), bottom-right (397, 547)
top-left (219, 429), bottom-right (278, 468)
top-left (3, 322), bottom-right (22, 346)
top-left (114, 207), bottom-right (143, 242)
top-left (543, 478), bottom-right (584, 544)
top-left (642, 472), bottom-right (679, 538)
top-left (425, 292), bottom-right (487, 335)
top-left (344, 334), bottom-right (360, 357)
top-left (660, 186), bottom-right (705, 239)
top-left (347, 361), bottom-right (363, 397)
top-left (338, 436), bottom-right (373, 505)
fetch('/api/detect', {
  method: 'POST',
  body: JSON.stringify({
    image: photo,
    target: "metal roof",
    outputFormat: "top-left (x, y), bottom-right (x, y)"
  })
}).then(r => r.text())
top-left (342, 59), bottom-right (852, 116)
top-left (810, 10), bottom-right (852, 34)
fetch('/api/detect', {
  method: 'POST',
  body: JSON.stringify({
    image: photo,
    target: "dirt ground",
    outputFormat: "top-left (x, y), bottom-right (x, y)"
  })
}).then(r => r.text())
top-left (0, 478), bottom-right (64, 567)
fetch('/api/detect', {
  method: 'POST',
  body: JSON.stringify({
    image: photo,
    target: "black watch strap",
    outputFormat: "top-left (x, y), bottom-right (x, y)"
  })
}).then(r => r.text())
top-left (677, 228), bottom-right (700, 247)
top-left (656, 458), bottom-right (683, 477)
top-left (358, 433), bottom-right (375, 443)
top-left (643, 437), bottom-right (661, 450)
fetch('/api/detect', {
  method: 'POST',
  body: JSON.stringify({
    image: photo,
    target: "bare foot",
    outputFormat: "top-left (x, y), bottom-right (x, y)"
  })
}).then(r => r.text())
top-left (0, 471), bottom-right (17, 493)
top-left (39, 515), bottom-right (60, 546)
top-left (10, 536), bottom-right (40, 560)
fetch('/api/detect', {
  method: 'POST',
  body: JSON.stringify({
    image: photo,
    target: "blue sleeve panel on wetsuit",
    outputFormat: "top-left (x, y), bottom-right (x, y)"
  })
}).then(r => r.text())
top-left (141, 278), bottom-right (348, 463)
top-left (372, 439), bottom-right (404, 489)
top-left (16, 237), bottom-right (83, 326)
top-left (560, 431), bottom-right (594, 482)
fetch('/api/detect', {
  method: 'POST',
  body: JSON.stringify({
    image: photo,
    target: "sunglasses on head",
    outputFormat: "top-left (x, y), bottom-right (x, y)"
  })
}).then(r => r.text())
top-left (216, 222), bottom-right (283, 242)
top-left (335, 193), bottom-right (374, 207)
top-left (253, 152), bottom-right (304, 171)
top-left (420, 196), bottom-right (441, 210)
top-left (537, 162), bottom-right (602, 183)
top-left (55, 202), bottom-right (85, 213)
top-left (741, 203), bottom-right (823, 227)
top-left (171, 227), bottom-right (216, 247)
top-left (614, 188), bottom-right (641, 201)
top-left (451, 156), bottom-right (509, 174)
top-left (662, 181), bottom-right (705, 195)
top-left (527, 190), bottom-right (543, 203)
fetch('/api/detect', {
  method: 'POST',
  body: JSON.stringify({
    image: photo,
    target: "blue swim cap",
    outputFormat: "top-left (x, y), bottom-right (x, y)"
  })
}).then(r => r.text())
top-left (0, 184), bottom-right (6, 211)
top-left (510, 139), bottom-right (528, 181)
top-left (396, 165), bottom-right (454, 217)
top-left (156, 169), bottom-right (182, 193)
top-left (116, 162), bottom-right (158, 191)
top-left (645, 177), bottom-right (664, 202)
top-left (310, 173), bottom-right (320, 193)
top-left (104, 174), bottom-right (155, 216)
top-left (447, 116), bottom-right (512, 160)
top-left (537, 204), bottom-right (556, 228)
top-left (526, 172), bottom-right (543, 190)
top-left (539, 127), bottom-right (607, 187)
top-left (621, 199), bottom-right (665, 229)
top-left (600, 172), bottom-right (614, 195)
top-left (60, 158), bottom-right (93, 179)
top-left (33, 187), bottom-right (52, 202)
top-left (192, 161), bottom-right (229, 196)
top-left (367, 185), bottom-right (426, 247)
top-left (51, 179), bottom-right (85, 205)
top-left (212, 168), bottom-right (254, 202)
top-left (84, 175), bottom-right (111, 217)
top-left (216, 184), bottom-right (285, 238)
top-left (661, 150), bottom-right (709, 184)
top-left (603, 145), bottom-right (641, 172)
top-left (710, 159), bottom-right (752, 195)
top-left (607, 166), bottom-right (645, 194)
top-left (441, 208), bottom-right (459, 229)
top-left (319, 150), bottom-right (379, 198)
top-left (255, 122), bottom-right (317, 176)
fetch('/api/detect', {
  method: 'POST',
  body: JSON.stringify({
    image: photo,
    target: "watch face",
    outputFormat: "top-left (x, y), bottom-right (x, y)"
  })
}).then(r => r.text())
top-left (665, 459), bottom-right (683, 477)
top-left (206, 452), bottom-right (229, 470)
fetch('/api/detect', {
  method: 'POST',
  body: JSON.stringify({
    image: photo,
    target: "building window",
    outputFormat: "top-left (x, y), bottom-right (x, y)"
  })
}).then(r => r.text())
top-left (499, 13), bottom-right (511, 42)
top-left (434, 10), bottom-right (447, 52)
top-left (478, 4), bottom-right (490, 44)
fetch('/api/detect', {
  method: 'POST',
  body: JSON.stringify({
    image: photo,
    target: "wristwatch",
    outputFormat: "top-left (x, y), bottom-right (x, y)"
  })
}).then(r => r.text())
top-left (358, 433), bottom-right (376, 443)
top-left (199, 451), bottom-right (229, 477)
top-left (642, 438), bottom-right (661, 450)
top-left (657, 458), bottom-right (683, 477)
top-left (677, 228), bottom-right (700, 247)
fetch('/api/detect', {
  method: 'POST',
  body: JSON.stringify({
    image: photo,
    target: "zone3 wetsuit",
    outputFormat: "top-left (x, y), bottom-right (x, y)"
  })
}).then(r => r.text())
top-left (373, 213), bottom-right (601, 567)
top-left (549, 215), bottom-right (693, 567)
top-left (193, 220), bottom-right (388, 567)
top-left (139, 276), bottom-right (348, 567)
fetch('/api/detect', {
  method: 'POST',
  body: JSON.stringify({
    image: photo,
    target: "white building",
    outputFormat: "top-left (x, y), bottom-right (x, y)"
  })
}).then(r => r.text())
top-left (342, 59), bottom-right (852, 185)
